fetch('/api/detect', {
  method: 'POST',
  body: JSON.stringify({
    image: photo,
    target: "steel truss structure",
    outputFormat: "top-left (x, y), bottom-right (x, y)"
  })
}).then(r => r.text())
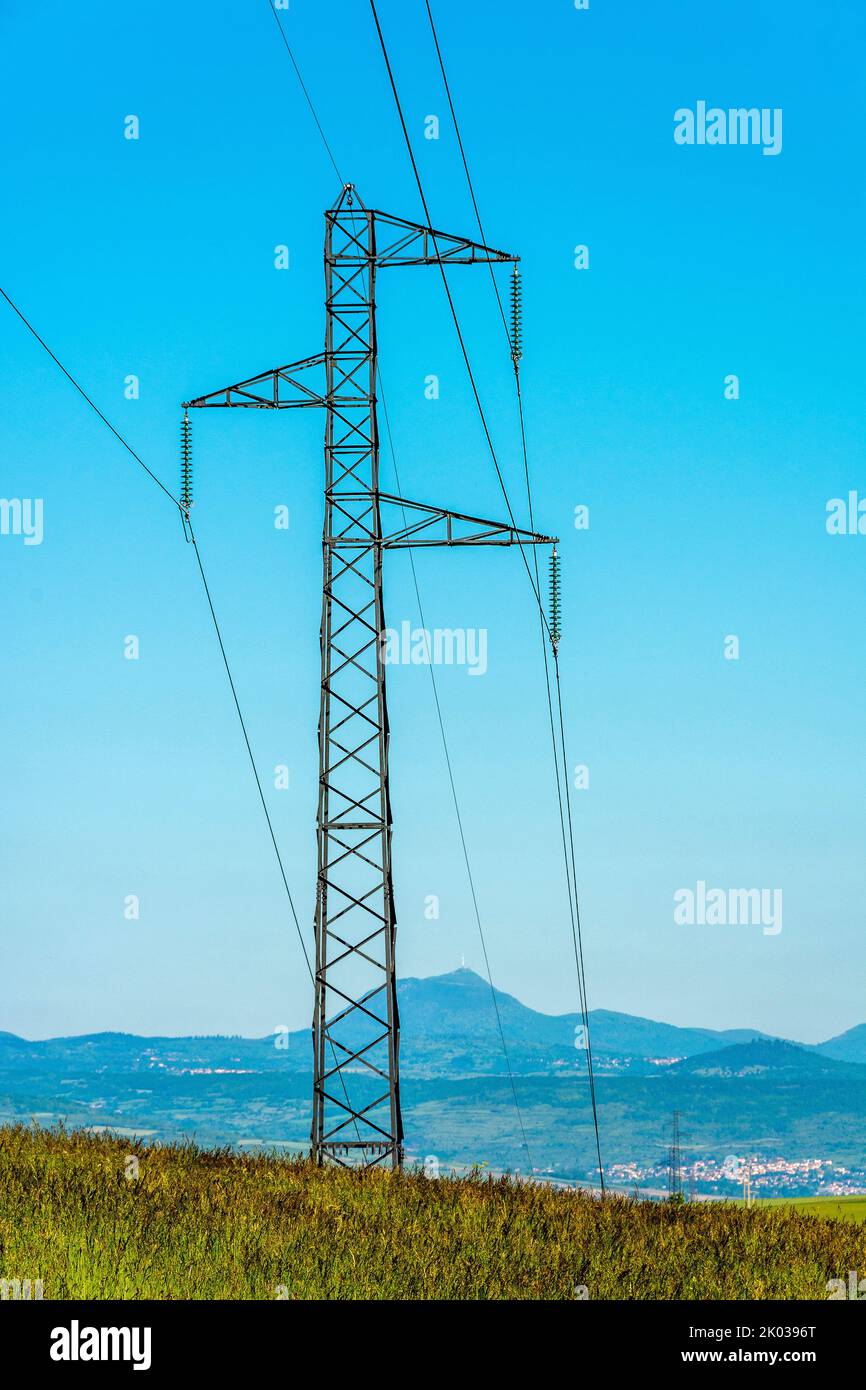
top-left (185, 185), bottom-right (555, 1169)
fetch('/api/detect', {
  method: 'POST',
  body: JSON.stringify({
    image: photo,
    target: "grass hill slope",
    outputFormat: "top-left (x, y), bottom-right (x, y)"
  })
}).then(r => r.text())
top-left (2, 1125), bottom-right (865, 1300)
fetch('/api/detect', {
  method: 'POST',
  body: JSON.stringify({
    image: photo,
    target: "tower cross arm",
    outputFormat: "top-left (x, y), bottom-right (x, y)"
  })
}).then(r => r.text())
top-left (368, 211), bottom-right (517, 267)
top-left (332, 492), bottom-right (557, 548)
top-left (183, 352), bottom-right (327, 409)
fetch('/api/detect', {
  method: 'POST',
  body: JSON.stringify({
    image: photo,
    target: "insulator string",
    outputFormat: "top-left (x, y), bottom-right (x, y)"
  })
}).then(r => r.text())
top-left (549, 547), bottom-right (561, 656)
top-left (180, 410), bottom-right (193, 515)
top-left (510, 264), bottom-right (522, 368)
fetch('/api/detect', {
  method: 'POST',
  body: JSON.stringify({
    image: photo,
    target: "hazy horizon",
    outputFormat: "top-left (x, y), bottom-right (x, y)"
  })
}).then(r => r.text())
top-left (1, 964), bottom-right (855, 1047)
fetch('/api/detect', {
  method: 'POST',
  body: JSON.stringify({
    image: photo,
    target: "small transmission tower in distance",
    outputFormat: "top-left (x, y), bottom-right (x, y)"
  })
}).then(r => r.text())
top-left (667, 1109), bottom-right (683, 1200)
top-left (183, 185), bottom-right (557, 1170)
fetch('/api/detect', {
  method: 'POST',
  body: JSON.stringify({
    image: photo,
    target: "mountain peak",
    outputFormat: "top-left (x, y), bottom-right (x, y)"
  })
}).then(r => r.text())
top-left (422, 967), bottom-right (488, 986)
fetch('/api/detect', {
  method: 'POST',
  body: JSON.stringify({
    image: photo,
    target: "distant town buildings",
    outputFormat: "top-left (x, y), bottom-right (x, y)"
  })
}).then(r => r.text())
top-left (603, 1154), bottom-right (866, 1198)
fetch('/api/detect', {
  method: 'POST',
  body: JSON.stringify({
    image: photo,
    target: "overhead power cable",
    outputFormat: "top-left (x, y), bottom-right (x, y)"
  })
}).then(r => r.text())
top-left (419, 5), bottom-right (603, 1189)
top-left (0, 287), bottom-right (182, 512)
top-left (368, 0), bottom-right (554, 630)
top-left (266, 0), bottom-right (344, 185)
top-left (0, 284), bottom-right (313, 971)
top-left (189, 530), bottom-right (313, 975)
top-left (378, 373), bottom-right (534, 1173)
top-left (0, 278), bottom-right (364, 1140)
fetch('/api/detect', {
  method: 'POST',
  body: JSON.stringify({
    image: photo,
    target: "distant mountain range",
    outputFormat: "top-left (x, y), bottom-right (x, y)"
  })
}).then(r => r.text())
top-left (4, 970), bottom-right (866, 1189)
top-left (396, 970), bottom-right (777, 1069)
top-left (2, 967), bottom-right (865, 1075)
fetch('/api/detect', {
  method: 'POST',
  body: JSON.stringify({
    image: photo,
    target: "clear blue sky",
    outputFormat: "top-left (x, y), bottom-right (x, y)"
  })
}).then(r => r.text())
top-left (1, 0), bottom-right (864, 1043)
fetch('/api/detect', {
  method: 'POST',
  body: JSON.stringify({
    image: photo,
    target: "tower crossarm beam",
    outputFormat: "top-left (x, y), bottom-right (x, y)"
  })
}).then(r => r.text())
top-left (329, 493), bottom-right (557, 549)
top-left (183, 352), bottom-right (327, 409)
top-left (366, 211), bottom-right (517, 267)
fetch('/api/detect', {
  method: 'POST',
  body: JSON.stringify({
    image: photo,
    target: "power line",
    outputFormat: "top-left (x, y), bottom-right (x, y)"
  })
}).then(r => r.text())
top-left (553, 661), bottom-right (604, 1188)
top-left (0, 286), bottom-right (182, 513)
top-left (0, 284), bottom-right (312, 971)
top-left (422, 1), bottom-right (510, 339)
top-left (0, 277), bottom-right (364, 1139)
top-left (378, 374), bottom-right (534, 1173)
top-left (265, 0), bottom-right (344, 185)
top-left (191, 523), bottom-right (363, 1137)
top-left (368, 0), bottom-right (550, 627)
top-left (420, 0), bottom-right (604, 1190)
top-left (188, 528), bottom-right (312, 975)
top-left (371, 0), bottom-right (603, 1187)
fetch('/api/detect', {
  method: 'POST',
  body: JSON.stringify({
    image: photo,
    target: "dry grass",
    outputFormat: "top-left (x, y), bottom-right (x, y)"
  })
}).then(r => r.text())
top-left (1, 1125), bottom-right (864, 1300)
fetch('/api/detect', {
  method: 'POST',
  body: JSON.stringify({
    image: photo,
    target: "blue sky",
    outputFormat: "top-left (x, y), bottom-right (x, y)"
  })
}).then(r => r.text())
top-left (1, 0), bottom-right (864, 1042)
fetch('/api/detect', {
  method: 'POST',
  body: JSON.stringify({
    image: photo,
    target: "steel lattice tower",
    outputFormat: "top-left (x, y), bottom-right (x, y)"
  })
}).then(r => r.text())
top-left (185, 185), bottom-right (555, 1169)
top-left (668, 1109), bottom-right (683, 1199)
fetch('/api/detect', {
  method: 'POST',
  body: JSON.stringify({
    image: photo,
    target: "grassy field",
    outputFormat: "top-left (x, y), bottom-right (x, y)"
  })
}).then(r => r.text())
top-left (758, 1195), bottom-right (866, 1225)
top-left (2, 1125), bottom-right (866, 1299)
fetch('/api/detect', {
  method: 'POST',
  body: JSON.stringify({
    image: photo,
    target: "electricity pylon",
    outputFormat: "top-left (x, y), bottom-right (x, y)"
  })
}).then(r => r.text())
top-left (668, 1109), bottom-right (683, 1199)
top-left (184, 185), bottom-right (556, 1170)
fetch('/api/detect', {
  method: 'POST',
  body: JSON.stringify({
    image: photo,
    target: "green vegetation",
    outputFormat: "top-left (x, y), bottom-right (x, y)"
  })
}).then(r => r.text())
top-left (2, 1125), bottom-right (865, 1300)
top-left (758, 1196), bottom-right (866, 1225)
